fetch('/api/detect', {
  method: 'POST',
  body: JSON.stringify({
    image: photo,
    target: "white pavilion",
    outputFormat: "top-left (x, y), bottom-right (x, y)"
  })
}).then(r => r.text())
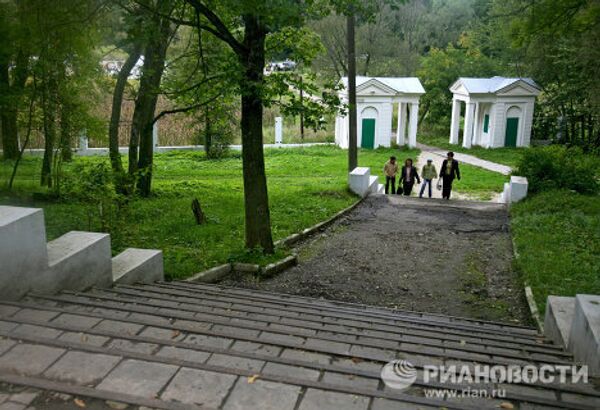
top-left (335, 76), bottom-right (425, 149)
top-left (449, 77), bottom-right (541, 148)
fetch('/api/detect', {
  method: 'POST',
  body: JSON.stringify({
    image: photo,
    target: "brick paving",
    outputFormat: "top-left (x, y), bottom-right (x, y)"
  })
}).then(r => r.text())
top-left (0, 283), bottom-right (597, 409)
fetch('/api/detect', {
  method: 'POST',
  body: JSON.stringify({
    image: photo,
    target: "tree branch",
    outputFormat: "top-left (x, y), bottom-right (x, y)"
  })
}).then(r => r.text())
top-left (185, 0), bottom-right (245, 55)
top-left (153, 92), bottom-right (224, 124)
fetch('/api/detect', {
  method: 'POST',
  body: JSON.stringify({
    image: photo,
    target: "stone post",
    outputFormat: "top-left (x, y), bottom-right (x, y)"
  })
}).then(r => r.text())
top-left (462, 102), bottom-right (475, 148)
top-left (275, 117), bottom-right (283, 144)
top-left (449, 99), bottom-right (461, 145)
top-left (408, 102), bottom-right (419, 148)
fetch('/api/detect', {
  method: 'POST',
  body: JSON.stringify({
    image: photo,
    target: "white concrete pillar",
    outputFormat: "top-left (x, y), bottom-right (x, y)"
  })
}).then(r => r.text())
top-left (275, 117), bottom-right (283, 144)
top-left (462, 102), bottom-right (475, 149)
top-left (396, 103), bottom-right (407, 146)
top-left (449, 99), bottom-right (461, 145)
top-left (78, 129), bottom-right (88, 151)
top-left (152, 122), bottom-right (159, 151)
top-left (472, 102), bottom-right (480, 146)
top-left (408, 102), bottom-right (419, 149)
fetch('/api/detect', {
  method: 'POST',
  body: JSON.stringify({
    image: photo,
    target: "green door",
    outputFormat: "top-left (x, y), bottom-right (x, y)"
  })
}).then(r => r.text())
top-left (361, 118), bottom-right (375, 149)
top-left (505, 117), bottom-right (519, 147)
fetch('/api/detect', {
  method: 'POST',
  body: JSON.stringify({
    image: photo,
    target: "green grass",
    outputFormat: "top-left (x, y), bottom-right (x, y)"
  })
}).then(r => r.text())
top-left (451, 163), bottom-right (508, 200)
top-left (420, 133), bottom-right (527, 168)
top-left (0, 145), bottom-right (419, 279)
top-left (511, 190), bottom-right (600, 314)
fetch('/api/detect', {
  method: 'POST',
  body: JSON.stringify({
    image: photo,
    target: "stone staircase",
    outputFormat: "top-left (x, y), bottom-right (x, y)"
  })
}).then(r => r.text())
top-left (1, 283), bottom-right (599, 409)
top-left (0, 206), bottom-right (163, 301)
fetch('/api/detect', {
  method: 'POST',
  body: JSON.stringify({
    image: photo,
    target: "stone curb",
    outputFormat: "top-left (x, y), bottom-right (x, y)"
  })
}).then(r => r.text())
top-left (274, 196), bottom-right (364, 248)
top-left (525, 286), bottom-right (544, 333)
top-left (232, 262), bottom-right (261, 273)
top-left (261, 254), bottom-right (298, 279)
top-left (186, 263), bottom-right (232, 283)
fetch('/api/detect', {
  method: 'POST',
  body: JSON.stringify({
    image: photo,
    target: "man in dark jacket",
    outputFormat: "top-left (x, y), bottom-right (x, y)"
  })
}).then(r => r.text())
top-left (398, 158), bottom-right (421, 196)
top-left (439, 152), bottom-right (460, 199)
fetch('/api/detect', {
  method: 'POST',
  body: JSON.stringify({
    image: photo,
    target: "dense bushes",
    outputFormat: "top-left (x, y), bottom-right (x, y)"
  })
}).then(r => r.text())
top-left (514, 146), bottom-right (599, 194)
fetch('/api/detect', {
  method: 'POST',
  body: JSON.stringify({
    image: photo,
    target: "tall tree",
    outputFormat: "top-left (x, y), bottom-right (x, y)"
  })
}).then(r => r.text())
top-left (128, 1), bottom-right (175, 196)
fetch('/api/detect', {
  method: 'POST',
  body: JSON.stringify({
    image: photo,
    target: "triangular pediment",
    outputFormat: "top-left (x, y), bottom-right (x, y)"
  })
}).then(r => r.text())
top-left (450, 82), bottom-right (469, 95)
top-left (496, 80), bottom-right (540, 96)
top-left (356, 79), bottom-right (397, 96)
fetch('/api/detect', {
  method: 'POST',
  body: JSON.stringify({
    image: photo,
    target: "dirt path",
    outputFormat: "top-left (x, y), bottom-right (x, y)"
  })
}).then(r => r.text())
top-left (223, 195), bottom-right (531, 325)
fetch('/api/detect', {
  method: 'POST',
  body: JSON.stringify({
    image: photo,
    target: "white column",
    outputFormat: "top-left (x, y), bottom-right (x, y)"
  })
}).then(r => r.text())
top-left (462, 102), bottom-right (475, 149)
top-left (152, 122), bottom-right (159, 151)
top-left (396, 103), bottom-right (407, 145)
top-left (449, 99), bottom-right (461, 145)
top-left (275, 117), bottom-right (283, 144)
top-left (472, 102), bottom-right (480, 146)
top-left (78, 129), bottom-right (88, 151)
top-left (408, 102), bottom-right (419, 149)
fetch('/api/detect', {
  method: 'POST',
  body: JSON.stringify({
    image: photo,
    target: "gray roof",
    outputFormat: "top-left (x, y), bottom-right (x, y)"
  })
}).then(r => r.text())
top-left (452, 76), bottom-right (540, 94)
top-left (341, 76), bottom-right (425, 94)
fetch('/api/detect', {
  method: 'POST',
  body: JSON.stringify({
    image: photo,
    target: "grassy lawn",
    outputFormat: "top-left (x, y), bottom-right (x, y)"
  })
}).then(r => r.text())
top-left (0, 145), bottom-right (419, 279)
top-left (451, 163), bottom-right (508, 201)
top-left (420, 133), bottom-right (527, 168)
top-left (511, 190), bottom-right (600, 314)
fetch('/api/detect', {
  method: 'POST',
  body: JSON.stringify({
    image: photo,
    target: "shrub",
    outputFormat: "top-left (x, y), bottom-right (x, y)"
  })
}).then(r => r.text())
top-left (514, 146), bottom-right (600, 194)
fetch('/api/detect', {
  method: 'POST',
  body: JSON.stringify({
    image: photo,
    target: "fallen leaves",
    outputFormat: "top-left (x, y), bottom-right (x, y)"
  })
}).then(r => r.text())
top-left (74, 398), bottom-right (86, 408)
top-left (247, 374), bottom-right (260, 384)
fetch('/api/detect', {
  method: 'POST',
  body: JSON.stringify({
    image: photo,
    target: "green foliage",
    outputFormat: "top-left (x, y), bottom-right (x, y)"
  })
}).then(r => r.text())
top-left (61, 162), bottom-right (125, 231)
top-left (514, 146), bottom-right (600, 195)
top-left (511, 190), bottom-right (600, 314)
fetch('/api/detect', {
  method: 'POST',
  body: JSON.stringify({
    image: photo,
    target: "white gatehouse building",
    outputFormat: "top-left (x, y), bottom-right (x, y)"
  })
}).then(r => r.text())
top-left (335, 76), bottom-right (425, 149)
top-left (449, 76), bottom-right (541, 148)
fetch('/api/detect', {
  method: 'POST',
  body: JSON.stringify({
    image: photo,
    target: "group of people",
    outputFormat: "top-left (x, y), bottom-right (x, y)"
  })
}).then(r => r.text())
top-left (383, 152), bottom-right (461, 199)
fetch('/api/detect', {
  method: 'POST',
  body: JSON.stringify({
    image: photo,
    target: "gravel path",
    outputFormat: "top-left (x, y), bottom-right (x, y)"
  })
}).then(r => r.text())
top-left (223, 195), bottom-right (530, 325)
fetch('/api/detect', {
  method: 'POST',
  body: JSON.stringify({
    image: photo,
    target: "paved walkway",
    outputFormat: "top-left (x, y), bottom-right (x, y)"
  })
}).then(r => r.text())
top-left (417, 143), bottom-right (513, 175)
top-left (1, 280), bottom-right (597, 410)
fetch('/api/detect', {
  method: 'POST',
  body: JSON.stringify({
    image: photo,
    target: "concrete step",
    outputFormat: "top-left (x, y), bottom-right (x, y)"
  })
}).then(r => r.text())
top-left (106, 285), bottom-right (566, 356)
top-left (368, 175), bottom-right (379, 193)
top-left (0, 206), bottom-right (49, 300)
top-left (166, 282), bottom-right (541, 339)
top-left (44, 231), bottom-right (112, 294)
top-left (376, 183), bottom-right (385, 194)
top-left (545, 296), bottom-right (575, 348)
top-left (112, 248), bottom-right (164, 285)
top-left (1, 297), bottom-right (599, 410)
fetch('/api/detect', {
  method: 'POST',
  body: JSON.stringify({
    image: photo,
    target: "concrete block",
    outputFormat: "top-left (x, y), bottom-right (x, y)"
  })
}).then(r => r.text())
top-left (368, 175), bottom-right (379, 194)
top-left (232, 262), bottom-right (261, 273)
top-left (377, 184), bottom-right (385, 194)
top-left (0, 206), bottom-right (49, 300)
top-left (262, 255), bottom-right (298, 278)
top-left (112, 248), bottom-right (163, 285)
top-left (544, 296), bottom-right (574, 347)
top-left (187, 263), bottom-right (232, 283)
top-left (348, 167), bottom-right (370, 197)
top-left (510, 176), bottom-right (528, 202)
top-left (569, 294), bottom-right (600, 376)
top-left (41, 231), bottom-right (112, 293)
top-left (500, 182), bottom-right (511, 204)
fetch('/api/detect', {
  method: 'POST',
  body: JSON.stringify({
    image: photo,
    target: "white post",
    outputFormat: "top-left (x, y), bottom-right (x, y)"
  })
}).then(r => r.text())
top-left (462, 102), bottom-right (475, 149)
top-left (275, 117), bottom-right (283, 144)
top-left (449, 99), bottom-right (461, 145)
top-left (152, 122), bottom-right (158, 151)
top-left (408, 102), bottom-right (419, 149)
top-left (472, 102), bottom-right (480, 146)
top-left (78, 129), bottom-right (88, 151)
top-left (396, 103), bottom-right (407, 145)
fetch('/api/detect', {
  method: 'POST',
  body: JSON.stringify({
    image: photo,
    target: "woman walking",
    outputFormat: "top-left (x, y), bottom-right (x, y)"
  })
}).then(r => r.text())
top-left (398, 158), bottom-right (420, 196)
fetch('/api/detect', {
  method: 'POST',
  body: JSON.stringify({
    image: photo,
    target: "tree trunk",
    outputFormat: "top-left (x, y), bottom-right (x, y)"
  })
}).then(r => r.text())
top-left (239, 15), bottom-right (274, 253)
top-left (59, 102), bottom-right (72, 162)
top-left (346, 12), bottom-right (358, 172)
top-left (204, 105), bottom-right (212, 156)
top-left (0, 61), bottom-right (19, 160)
top-left (129, 8), bottom-right (172, 197)
top-left (41, 76), bottom-right (57, 187)
top-left (110, 47), bottom-right (141, 175)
